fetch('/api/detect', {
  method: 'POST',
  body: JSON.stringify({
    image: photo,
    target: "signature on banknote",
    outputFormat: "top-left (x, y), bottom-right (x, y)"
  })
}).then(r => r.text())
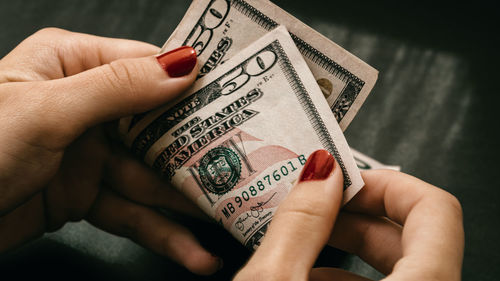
top-left (235, 192), bottom-right (277, 231)
top-left (250, 192), bottom-right (277, 217)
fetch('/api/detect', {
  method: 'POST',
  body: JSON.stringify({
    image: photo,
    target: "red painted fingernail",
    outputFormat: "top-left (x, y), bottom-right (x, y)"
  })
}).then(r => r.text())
top-left (299, 149), bottom-right (335, 182)
top-left (156, 46), bottom-right (197, 77)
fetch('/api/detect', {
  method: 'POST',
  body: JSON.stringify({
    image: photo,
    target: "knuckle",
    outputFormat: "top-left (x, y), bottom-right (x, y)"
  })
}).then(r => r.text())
top-left (276, 199), bottom-right (326, 224)
top-left (162, 226), bottom-right (191, 251)
top-left (440, 191), bottom-right (463, 218)
top-left (382, 169), bottom-right (401, 177)
top-left (355, 220), bottom-right (375, 254)
top-left (102, 60), bottom-right (142, 98)
top-left (31, 27), bottom-right (68, 39)
top-left (121, 205), bottom-right (144, 240)
top-left (424, 186), bottom-right (463, 223)
top-left (159, 231), bottom-right (176, 256)
top-left (278, 184), bottom-right (332, 219)
top-left (375, 168), bottom-right (401, 180)
top-left (278, 207), bottom-right (324, 223)
top-left (164, 232), bottom-right (205, 272)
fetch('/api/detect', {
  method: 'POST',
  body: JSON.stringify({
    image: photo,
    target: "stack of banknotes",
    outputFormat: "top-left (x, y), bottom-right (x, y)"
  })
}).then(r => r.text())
top-left (119, 0), bottom-right (398, 249)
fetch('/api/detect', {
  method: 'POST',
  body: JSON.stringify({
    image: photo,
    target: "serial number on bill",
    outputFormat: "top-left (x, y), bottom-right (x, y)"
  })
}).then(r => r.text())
top-left (221, 154), bottom-right (307, 219)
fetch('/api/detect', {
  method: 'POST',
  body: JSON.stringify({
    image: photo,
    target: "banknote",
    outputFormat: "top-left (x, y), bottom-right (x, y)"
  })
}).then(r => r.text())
top-left (120, 26), bottom-right (363, 249)
top-left (351, 148), bottom-right (401, 171)
top-left (155, 0), bottom-right (378, 131)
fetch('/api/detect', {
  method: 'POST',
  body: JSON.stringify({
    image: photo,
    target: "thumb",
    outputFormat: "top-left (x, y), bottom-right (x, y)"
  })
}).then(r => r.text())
top-left (43, 46), bottom-right (197, 140)
top-left (235, 150), bottom-right (344, 280)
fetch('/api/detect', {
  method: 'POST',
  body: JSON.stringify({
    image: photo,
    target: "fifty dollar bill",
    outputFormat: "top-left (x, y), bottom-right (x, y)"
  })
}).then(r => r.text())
top-left (160, 0), bottom-right (378, 130)
top-left (120, 26), bottom-right (363, 249)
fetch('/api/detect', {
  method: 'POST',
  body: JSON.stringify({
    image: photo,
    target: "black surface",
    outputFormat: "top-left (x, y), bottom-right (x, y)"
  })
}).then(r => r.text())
top-left (1, 0), bottom-right (499, 280)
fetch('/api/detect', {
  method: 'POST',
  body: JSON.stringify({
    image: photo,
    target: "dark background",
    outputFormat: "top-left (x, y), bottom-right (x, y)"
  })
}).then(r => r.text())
top-left (1, 0), bottom-right (499, 280)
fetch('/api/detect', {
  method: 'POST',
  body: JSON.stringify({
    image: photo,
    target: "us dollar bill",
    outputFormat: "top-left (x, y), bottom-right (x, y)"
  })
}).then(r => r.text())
top-left (351, 148), bottom-right (401, 171)
top-left (158, 0), bottom-right (378, 130)
top-left (120, 26), bottom-right (363, 249)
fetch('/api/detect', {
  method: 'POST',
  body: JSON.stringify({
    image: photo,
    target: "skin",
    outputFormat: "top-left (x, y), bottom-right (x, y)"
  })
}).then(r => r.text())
top-left (234, 166), bottom-right (464, 281)
top-left (0, 28), bottom-right (464, 280)
top-left (0, 28), bottom-right (219, 275)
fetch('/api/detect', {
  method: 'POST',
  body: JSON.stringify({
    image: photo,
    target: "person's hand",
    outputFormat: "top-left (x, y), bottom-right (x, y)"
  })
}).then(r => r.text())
top-left (0, 28), bottom-right (223, 275)
top-left (234, 149), bottom-right (464, 280)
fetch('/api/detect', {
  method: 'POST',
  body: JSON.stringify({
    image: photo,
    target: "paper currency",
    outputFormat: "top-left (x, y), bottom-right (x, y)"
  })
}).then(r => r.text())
top-left (120, 26), bottom-right (362, 249)
top-left (351, 148), bottom-right (401, 171)
top-left (158, 0), bottom-right (378, 130)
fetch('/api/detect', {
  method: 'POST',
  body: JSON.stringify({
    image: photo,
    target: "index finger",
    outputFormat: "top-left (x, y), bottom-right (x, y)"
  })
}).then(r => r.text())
top-left (235, 150), bottom-right (344, 280)
top-left (0, 28), bottom-right (159, 81)
top-left (347, 170), bottom-right (464, 280)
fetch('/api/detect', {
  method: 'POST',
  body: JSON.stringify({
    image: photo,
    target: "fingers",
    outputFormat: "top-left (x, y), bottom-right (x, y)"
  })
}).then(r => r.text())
top-left (347, 170), bottom-right (464, 280)
top-left (235, 150), bottom-right (343, 280)
top-left (31, 46), bottom-right (198, 147)
top-left (309, 268), bottom-right (372, 281)
top-left (49, 30), bottom-right (161, 76)
top-left (86, 189), bottom-right (222, 275)
top-left (105, 150), bottom-right (208, 219)
top-left (0, 28), bottom-right (160, 82)
top-left (41, 128), bottom-right (108, 231)
top-left (345, 170), bottom-right (453, 224)
top-left (328, 212), bottom-right (402, 275)
top-left (0, 194), bottom-right (45, 253)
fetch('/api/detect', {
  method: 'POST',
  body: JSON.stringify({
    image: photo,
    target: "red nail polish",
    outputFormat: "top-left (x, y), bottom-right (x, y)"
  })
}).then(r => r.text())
top-left (299, 149), bottom-right (335, 182)
top-left (156, 46), bottom-right (197, 77)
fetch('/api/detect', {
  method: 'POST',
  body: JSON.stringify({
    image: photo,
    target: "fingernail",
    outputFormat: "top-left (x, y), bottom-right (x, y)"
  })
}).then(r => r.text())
top-left (211, 253), bottom-right (224, 271)
top-left (156, 46), bottom-right (197, 77)
top-left (299, 149), bottom-right (335, 182)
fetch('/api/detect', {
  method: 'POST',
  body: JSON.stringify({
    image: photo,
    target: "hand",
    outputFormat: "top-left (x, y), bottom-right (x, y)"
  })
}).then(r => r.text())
top-left (0, 28), bottom-right (222, 275)
top-left (234, 150), bottom-right (464, 280)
